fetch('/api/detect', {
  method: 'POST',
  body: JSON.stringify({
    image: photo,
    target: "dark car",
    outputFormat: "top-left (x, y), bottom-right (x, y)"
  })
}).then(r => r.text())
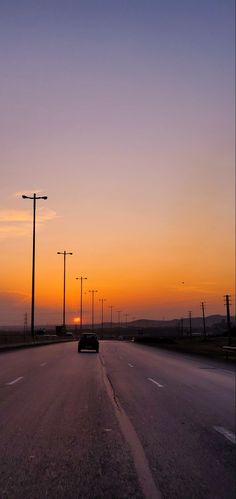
top-left (78, 333), bottom-right (99, 353)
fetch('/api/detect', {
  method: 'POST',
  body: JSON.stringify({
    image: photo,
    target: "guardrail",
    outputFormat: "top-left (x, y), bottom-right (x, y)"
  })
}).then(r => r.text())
top-left (0, 336), bottom-right (75, 352)
top-left (222, 346), bottom-right (236, 360)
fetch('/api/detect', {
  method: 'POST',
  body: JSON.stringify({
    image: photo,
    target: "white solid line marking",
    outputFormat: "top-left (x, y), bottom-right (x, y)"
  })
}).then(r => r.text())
top-left (213, 426), bottom-right (236, 444)
top-left (128, 363), bottom-right (134, 368)
top-left (6, 377), bottom-right (23, 385)
top-left (40, 362), bottom-right (47, 366)
top-left (148, 377), bottom-right (164, 388)
top-left (101, 360), bottom-right (161, 498)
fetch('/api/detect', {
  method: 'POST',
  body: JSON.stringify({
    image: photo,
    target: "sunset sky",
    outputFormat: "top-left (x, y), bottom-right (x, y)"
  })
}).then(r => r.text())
top-left (0, 0), bottom-right (235, 326)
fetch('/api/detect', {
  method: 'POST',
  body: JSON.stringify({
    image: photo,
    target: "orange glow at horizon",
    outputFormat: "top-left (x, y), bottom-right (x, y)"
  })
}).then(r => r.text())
top-left (0, 229), bottom-right (235, 324)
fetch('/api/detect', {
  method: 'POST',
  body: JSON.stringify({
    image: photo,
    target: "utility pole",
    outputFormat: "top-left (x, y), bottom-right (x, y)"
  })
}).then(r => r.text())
top-left (117, 310), bottom-right (122, 329)
top-left (24, 312), bottom-right (28, 331)
top-left (76, 276), bottom-right (87, 332)
top-left (224, 294), bottom-right (232, 346)
top-left (22, 193), bottom-right (47, 340)
top-left (201, 302), bottom-right (206, 339)
top-left (124, 313), bottom-right (129, 329)
top-left (89, 290), bottom-right (98, 330)
top-left (189, 311), bottom-right (192, 337)
top-left (109, 305), bottom-right (113, 329)
top-left (99, 298), bottom-right (106, 332)
top-left (57, 251), bottom-right (73, 329)
top-left (180, 317), bottom-right (184, 336)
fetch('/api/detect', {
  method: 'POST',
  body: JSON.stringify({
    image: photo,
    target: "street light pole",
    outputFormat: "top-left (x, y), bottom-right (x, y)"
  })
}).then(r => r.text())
top-left (57, 251), bottom-right (73, 329)
top-left (76, 276), bottom-right (87, 332)
top-left (22, 193), bottom-right (47, 340)
top-left (89, 290), bottom-right (98, 330)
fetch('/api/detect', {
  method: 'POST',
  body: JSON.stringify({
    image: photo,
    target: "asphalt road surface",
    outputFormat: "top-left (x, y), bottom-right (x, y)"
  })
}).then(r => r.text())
top-left (0, 341), bottom-right (235, 499)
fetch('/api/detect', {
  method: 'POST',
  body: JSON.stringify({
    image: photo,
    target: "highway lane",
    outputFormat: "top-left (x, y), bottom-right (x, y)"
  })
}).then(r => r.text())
top-left (0, 343), bottom-right (143, 499)
top-left (0, 341), bottom-right (235, 499)
top-left (101, 341), bottom-right (235, 499)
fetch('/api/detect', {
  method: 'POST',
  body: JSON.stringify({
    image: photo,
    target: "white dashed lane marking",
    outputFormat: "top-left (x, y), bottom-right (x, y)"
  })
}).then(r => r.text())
top-left (148, 377), bottom-right (164, 388)
top-left (128, 363), bottom-right (134, 368)
top-left (6, 377), bottom-right (23, 386)
top-left (40, 362), bottom-right (47, 366)
top-left (213, 426), bottom-right (236, 444)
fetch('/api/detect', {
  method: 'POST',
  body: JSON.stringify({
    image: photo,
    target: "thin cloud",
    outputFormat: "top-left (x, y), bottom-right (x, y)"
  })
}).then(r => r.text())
top-left (0, 208), bottom-right (57, 223)
top-left (0, 291), bottom-right (29, 306)
top-left (0, 208), bottom-right (57, 238)
top-left (0, 210), bottom-right (34, 223)
top-left (0, 224), bottom-right (31, 238)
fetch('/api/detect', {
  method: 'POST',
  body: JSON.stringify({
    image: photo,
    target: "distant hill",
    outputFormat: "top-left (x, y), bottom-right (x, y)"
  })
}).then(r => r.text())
top-left (1, 315), bottom-right (233, 332)
top-left (127, 315), bottom-right (229, 329)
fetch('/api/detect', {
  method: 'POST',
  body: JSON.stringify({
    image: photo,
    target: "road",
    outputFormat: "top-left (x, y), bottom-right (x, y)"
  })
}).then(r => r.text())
top-left (0, 341), bottom-right (235, 499)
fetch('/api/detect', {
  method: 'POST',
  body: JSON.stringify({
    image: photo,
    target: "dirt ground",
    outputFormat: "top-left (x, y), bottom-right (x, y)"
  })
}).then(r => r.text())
top-left (137, 336), bottom-right (236, 362)
top-left (137, 335), bottom-right (236, 362)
